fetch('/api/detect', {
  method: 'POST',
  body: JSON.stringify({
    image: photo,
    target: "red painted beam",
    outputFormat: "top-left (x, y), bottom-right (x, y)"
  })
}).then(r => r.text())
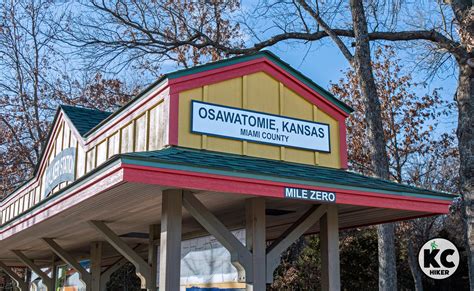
top-left (122, 164), bottom-right (451, 214)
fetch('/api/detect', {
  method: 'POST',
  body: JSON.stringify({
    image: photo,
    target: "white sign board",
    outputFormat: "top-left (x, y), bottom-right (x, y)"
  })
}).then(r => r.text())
top-left (43, 147), bottom-right (76, 197)
top-left (191, 101), bottom-right (331, 152)
top-left (156, 229), bottom-right (246, 286)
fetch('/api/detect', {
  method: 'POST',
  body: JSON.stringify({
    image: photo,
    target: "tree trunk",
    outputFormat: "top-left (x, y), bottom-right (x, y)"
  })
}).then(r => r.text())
top-left (407, 238), bottom-right (423, 291)
top-left (349, 0), bottom-right (398, 290)
top-left (456, 57), bottom-right (474, 291)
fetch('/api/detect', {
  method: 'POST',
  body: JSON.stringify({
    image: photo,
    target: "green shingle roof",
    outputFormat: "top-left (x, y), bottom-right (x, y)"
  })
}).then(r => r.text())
top-left (121, 147), bottom-right (454, 200)
top-left (61, 105), bottom-right (112, 136)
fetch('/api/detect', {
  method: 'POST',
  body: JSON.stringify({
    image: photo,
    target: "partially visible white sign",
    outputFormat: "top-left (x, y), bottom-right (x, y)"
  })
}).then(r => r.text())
top-left (43, 147), bottom-right (76, 197)
top-left (191, 101), bottom-right (330, 152)
top-left (156, 229), bottom-right (246, 286)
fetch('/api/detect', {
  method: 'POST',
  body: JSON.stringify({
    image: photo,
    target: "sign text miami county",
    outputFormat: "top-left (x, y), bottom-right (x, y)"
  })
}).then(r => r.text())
top-left (191, 101), bottom-right (330, 152)
top-left (43, 147), bottom-right (76, 197)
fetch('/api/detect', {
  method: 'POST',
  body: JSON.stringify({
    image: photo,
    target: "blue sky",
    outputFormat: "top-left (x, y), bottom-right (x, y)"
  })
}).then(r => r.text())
top-left (262, 40), bottom-right (458, 135)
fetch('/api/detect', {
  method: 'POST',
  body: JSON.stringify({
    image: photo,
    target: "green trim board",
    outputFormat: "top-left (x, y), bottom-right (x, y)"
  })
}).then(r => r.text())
top-left (121, 146), bottom-right (454, 200)
top-left (166, 51), bottom-right (353, 114)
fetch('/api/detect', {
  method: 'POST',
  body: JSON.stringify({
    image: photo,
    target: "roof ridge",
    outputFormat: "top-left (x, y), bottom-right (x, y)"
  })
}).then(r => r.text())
top-left (60, 104), bottom-right (113, 114)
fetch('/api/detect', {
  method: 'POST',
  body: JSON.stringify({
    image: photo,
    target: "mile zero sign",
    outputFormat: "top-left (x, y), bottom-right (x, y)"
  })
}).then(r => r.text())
top-left (284, 187), bottom-right (336, 203)
top-left (191, 101), bottom-right (330, 152)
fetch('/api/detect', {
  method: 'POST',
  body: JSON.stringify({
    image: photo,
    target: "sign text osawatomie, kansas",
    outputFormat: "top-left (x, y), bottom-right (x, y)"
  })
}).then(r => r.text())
top-left (191, 101), bottom-right (330, 152)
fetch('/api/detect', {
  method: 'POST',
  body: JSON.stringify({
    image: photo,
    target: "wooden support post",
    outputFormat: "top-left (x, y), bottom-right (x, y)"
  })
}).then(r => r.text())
top-left (0, 261), bottom-right (28, 291)
top-left (320, 205), bottom-right (340, 291)
top-left (42, 238), bottom-right (91, 290)
top-left (88, 221), bottom-right (151, 289)
top-left (11, 250), bottom-right (54, 291)
top-left (245, 198), bottom-right (266, 291)
top-left (265, 204), bottom-right (327, 283)
top-left (148, 224), bottom-right (159, 290)
top-left (183, 191), bottom-right (252, 282)
top-left (90, 242), bottom-right (102, 291)
top-left (159, 189), bottom-right (183, 291)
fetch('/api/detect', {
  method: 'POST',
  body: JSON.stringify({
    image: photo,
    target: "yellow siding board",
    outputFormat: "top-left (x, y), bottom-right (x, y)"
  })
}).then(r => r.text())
top-left (317, 109), bottom-right (340, 168)
top-left (135, 114), bottom-right (148, 152)
top-left (63, 125), bottom-right (71, 149)
top-left (148, 105), bottom-right (160, 151)
top-left (177, 71), bottom-right (342, 168)
top-left (76, 145), bottom-right (86, 178)
top-left (86, 148), bottom-right (96, 173)
top-left (245, 72), bottom-right (280, 160)
top-left (96, 141), bottom-right (107, 166)
top-left (108, 132), bottom-right (120, 158)
top-left (121, 122), bottom-right (135, 153)
top-left (282, 86), bottom-right (315, 165)
top-left (206, 78), bottom-right (242, 154)
top-left (149, 101), bottom-right (167, 151)
top-left (55, 123), bottom-right (64, 155)
top-left (178, 87), bottom-right (204, 149)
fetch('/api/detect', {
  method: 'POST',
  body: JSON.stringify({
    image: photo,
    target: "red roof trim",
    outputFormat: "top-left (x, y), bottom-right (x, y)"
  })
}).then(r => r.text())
top-left (123, 164), bottom-right (451, 214)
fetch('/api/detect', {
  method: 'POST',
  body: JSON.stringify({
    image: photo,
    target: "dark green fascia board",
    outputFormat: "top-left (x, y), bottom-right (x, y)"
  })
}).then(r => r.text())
top-left (119, 154), bottom-right (454, 201)
top-left (166, 51), bottom-right (354, 114)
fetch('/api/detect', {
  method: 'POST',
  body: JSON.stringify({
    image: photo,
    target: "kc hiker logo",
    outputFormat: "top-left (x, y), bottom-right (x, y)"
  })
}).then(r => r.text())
top-left (418, 238), bottom-right (460, 279)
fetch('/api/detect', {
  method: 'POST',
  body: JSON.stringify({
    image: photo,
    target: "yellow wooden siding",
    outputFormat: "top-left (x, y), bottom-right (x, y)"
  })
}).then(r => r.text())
top-left (135, 114), bottom-right (148, 152)
top-left (245, 72), bottom-right (281, 160)
top-left (107, 132), bottom-right (120, 158)
top-left (206, 79), bottom-right (243, 154)
top-left (86, 148), bottom-right (96, 172)
top-left (76, 144), bottom-right (86, 178)
top-left (148, 104), bottom-right (161, 150)
top-left (96, 141), bottom-right (108, 166)
top-left (177, 71), bottom-right (342, 168)
top-left (121, 122), bottom-right (135, 153)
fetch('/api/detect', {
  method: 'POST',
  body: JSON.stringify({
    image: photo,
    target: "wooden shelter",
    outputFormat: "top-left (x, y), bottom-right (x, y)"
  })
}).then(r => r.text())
top-left (0, 51), bottom-right (453, 291)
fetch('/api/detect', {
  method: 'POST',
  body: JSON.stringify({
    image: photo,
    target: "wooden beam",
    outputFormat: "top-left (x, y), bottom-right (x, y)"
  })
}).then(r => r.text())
top-left (266, 204), bottom-right (327, 283)
top-left (182, 191), bottom-right (252, 281)
top-left (245, 198), bottom-right (266, 290)
top-left (88, 221), bottom-right (151, 288)
top-left (321, 205), bottom-right (340, 291)
top-left (159, 189), bottom-right (183, 291)
top-left (42, 238), bottom-right (91, 289)
top-left (0, 260), bottom-right (28, 291)
top-left (11, 250), bottom-right (53, 291)
top-left (90, 242), bottom-right (102, 291)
